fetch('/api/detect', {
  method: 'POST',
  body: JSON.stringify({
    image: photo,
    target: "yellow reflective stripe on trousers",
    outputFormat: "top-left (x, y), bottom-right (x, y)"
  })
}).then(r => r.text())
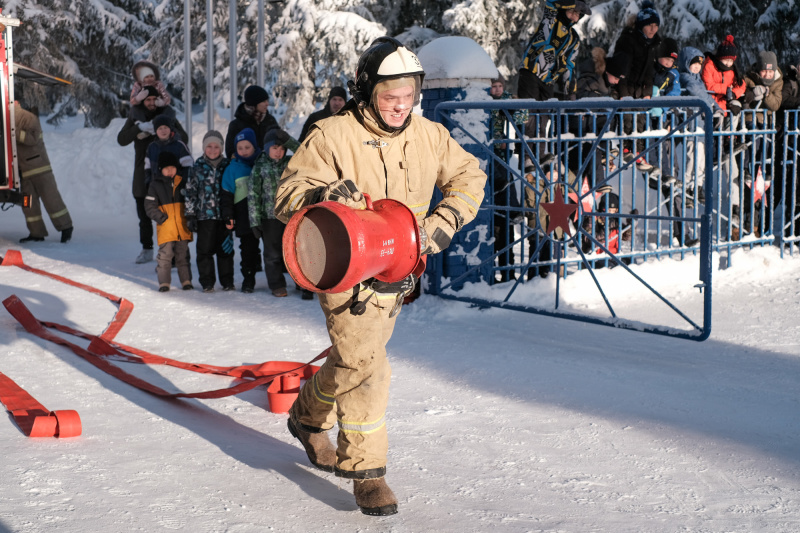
top-left (25, 215), bottom-right (43, 222)
top-left (50, 207), bottom-right (69, 219)
top-left (21, 165), bottom-right (52, 179)
top-left (338, 415), bottom-right (386, 435)
top-left (312, 373), bottom-right (335, 405)
top-left (445, 188), bottom-right (480, 214)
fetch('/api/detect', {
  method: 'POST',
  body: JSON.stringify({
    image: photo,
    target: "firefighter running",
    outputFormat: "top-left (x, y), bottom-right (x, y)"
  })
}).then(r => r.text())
top-left (275, 37), bottom-right (487, 516)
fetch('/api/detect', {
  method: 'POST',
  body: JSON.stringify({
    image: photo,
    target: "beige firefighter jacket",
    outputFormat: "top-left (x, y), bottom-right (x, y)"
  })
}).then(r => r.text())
top-left (14, 103), bottom-right (53, 180)
top-left (274, 105), bottom-right (487, 250)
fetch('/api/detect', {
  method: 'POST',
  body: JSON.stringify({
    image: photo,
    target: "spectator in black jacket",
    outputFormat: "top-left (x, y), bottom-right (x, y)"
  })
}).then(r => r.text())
top-left (298, 87), bottom-right (347, 143)
top-left (613, 1), bottom-right (662, 170)
top-left (117, 87), bottom-right (187, 263)
top-left (225, 85), bottom-right (279, 158)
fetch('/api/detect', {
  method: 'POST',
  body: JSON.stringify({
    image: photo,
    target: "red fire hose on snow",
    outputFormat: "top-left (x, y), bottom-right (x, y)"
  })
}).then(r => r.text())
top-left (0, 249), bottom-right (327, 438)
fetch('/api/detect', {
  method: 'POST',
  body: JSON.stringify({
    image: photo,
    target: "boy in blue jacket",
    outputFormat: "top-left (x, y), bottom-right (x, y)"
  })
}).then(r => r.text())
top-left (221, 128), bottom-right (262, 293)
top-left (677, 46), bottom-right (720, 208)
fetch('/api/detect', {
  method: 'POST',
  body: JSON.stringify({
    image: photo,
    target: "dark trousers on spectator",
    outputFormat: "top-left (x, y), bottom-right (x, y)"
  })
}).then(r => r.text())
top-left (135, 196), bottom-right (154, 250)
top-left (257, 219), bottom-right (287, 290)
top-left (239, 231), bottom-right (261, 280)
top-left (196, 219), bottom-right (234, 289)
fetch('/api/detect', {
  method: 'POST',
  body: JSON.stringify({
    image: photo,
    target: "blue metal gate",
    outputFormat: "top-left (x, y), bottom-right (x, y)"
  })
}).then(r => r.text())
top-left (429, 98), bottom-right (718, 341)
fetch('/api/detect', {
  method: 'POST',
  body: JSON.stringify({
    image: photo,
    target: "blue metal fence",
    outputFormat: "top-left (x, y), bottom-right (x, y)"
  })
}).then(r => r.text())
top-left (431, 97), bottom-right (722, 341)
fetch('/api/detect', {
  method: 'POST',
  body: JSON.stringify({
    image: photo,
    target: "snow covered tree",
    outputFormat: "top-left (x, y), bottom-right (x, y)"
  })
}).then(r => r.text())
top-left (442, 0), bottom-right (537, 83)
top-left (755, 0), bottom-right (800, 67)
top-left (262, 0), bottom-right (387, 123)
top-left (3, 0), bottom-right (154, 127)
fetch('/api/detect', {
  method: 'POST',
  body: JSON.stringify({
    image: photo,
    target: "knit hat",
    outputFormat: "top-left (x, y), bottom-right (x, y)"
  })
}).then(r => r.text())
top-left (153, 114), bottom-right (174, 131)
top-left (262, 128), bottom-right (280, 151)
top-left (243, 85), bottom-right (269, 106)
top-left (202, 130), bottom-right (224, 151)
top-left (658, 38), bottom-right (679, 61)
top-left (690, 55), bottom-right (704, 67)
top-left (143, 85), bottom-right (160, 98)
top-left (234, 128), bottom-right (258, 149)
top-left (636, 1), bottom-right (660, 29)
top-left (716, 35), bottom-right (738, 61)
top-left (137, 66), bottom-right (155, 82)
top-left (605, 53), bottom-right (631, 79)
top-left (158, 151), bottom-right (180, 171)
top-left (328, 86), bottom-right (347, 101)
top-left (755, 50), bottom-right (778, 72)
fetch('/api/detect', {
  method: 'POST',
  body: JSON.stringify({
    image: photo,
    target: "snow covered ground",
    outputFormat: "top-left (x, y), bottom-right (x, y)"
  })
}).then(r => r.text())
top-left (1, 116), bottom-right (799, 532)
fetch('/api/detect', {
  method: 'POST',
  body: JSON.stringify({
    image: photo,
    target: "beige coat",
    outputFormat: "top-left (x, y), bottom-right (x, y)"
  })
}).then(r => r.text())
top-left (275, 106), bottom-right (486, 245)
top-left (14, 102), bottom-right (53, 179)
top-left (276, 105), bottom-right (487, 477)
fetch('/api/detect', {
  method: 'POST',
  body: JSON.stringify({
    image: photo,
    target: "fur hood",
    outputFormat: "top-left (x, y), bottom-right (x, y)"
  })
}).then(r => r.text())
top-left (131, 60), bottom-right (162, 82)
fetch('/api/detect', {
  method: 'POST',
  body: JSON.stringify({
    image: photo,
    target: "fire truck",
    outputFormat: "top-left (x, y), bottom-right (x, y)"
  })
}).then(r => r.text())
top-left (0, 13), bottom-right (71, 207)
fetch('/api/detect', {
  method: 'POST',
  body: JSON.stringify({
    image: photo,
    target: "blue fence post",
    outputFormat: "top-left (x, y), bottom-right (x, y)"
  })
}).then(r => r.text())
top-left (420, 85), bottom-right (494, 293)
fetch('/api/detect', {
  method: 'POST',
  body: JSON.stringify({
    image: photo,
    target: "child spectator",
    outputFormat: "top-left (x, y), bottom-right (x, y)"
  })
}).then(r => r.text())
top-left (144, 152), bottom-right (193, 292)
top-left (221, 128), bottom-right (262, 293)
top-left (678, 47), bottom-right (717, 208)
top-left (144, 115), bottom-right (193, 187)
top-left (130, 60), bottom-right (171, 108)
top-left (701, 35), bottom-right (745, 115)
top-left (613, 2), bottom-right (662, 172)
top-left (650, 38), bottom-right (681, 117)
top-left (185, 130), bottom-right (235, 292)
top-left (248, 128), bottom-right (301, 298)
top-left (613, 2), bottom-right (661, 100)
top-left (702, 35), bottom-right (747, 236)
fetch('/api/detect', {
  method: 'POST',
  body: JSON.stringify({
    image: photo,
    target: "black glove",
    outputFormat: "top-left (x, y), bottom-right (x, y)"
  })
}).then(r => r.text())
top-left (313, 179), bottom-right (365, 208)
top-left (252, 225), bottom-right (263, 240)
top-left (728, 100), bottom-right (742, 116)
top-left (185, 216), bottom-right (197, 233)
top-left (274, 129), bottom-right (290, 144)
top-left (369, 275), bottom-right (417, 294)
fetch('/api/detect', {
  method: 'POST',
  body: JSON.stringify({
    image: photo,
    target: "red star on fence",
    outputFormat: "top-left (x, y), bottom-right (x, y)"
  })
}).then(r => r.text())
top-left (541, 188), bottom-right (578, 237)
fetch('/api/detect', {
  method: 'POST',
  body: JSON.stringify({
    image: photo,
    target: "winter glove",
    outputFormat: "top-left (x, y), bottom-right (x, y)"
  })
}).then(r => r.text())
top-left (728, 100), bottom-right (742, 116)
top-left (419, 205), bottom-right (462, 255)
top-left (274, 129), bottom-right (291, 145)
top-left (221, 233), bottom-right (234, 254)
top-left (138, 121), bottom-right (155, 135)
top-left (155, 97), bottom-right (166, 107)
top-left (134, 89), bottom-right (149, 103)
top-left (252, 225), bottom-right (263, 240)
top-left (751, 85), bottom-right (768, 101)
top-left (185, 216), bottom-right (197, 233)
top-left (649, 107), bottom-right (663, 118)
top-left (313, 179), bottom-right (366, 209)
top-left (368, 274), bottom-right (417, 294)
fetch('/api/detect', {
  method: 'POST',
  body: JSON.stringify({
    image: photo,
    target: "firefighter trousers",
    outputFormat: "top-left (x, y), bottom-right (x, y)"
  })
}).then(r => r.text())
top-left (21, 171), bottom-right (72, 238)
top-left (294, 288), bottom-right (399, 478)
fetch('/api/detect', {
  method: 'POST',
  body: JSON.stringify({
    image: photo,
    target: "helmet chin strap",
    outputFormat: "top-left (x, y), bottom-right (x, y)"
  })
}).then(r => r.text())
top-left (368, 103), bottom-right (412, 134)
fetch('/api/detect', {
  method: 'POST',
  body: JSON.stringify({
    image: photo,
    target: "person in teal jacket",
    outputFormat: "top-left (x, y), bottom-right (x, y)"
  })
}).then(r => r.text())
top-left (221, 128), bottom-right (262, 293)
